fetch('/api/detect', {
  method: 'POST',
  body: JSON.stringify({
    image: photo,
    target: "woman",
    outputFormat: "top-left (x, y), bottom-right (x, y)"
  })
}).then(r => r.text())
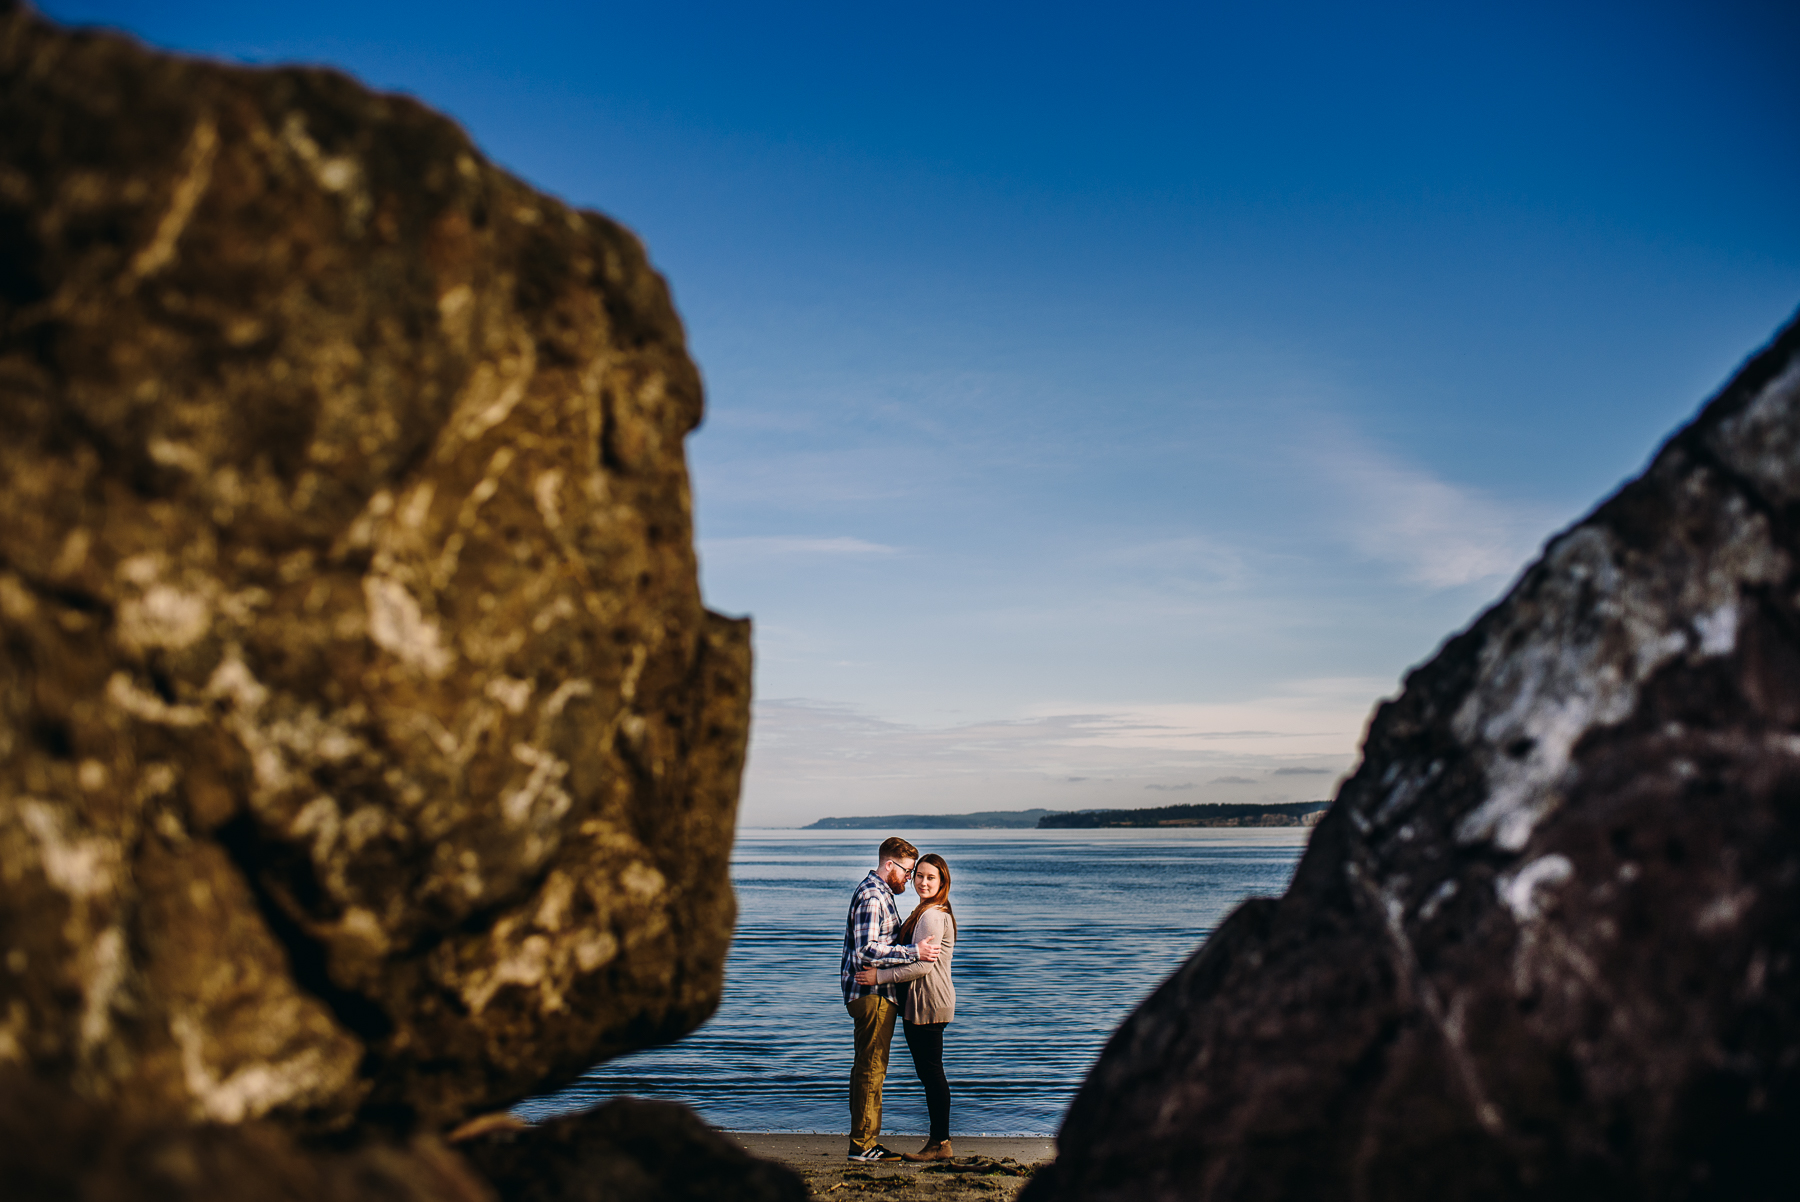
top-left (855, 852), bottom-right (956, 1162)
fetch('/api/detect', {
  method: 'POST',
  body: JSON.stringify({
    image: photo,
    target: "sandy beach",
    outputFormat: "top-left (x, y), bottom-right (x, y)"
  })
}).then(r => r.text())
top-left (728, 1134), bottom-right (1054, 1199)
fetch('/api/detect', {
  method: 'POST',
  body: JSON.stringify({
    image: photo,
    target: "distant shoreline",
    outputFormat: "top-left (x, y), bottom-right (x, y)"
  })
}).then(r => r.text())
top-left (797, 801), bottom-right (1331, 831)
top-left (803, 808), bottom-right (1063, 830)
top-left (1039, 801), bottom-right (1329, 829)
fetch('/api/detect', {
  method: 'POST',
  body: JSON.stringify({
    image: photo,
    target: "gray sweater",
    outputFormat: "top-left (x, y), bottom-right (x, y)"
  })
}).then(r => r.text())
top-left (875, 906), bottom-right (955, 1024)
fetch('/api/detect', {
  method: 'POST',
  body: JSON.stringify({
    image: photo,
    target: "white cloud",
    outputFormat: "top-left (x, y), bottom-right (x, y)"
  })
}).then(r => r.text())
top-left (1311, 432), bottom-right (1555, 589)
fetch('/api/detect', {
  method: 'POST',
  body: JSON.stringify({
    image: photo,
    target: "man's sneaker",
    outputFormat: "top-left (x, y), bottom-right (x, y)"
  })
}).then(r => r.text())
top-left (847, 1143), bottom-right (904, 1162)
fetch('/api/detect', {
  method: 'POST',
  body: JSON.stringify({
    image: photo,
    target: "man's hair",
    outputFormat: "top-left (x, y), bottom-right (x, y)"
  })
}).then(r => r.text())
top-left (878, 836), bottom-right (919, 865)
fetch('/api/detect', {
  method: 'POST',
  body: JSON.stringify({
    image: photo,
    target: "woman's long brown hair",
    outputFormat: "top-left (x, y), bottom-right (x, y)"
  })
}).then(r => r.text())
top-left (898, 853), bottom-right (955, 942)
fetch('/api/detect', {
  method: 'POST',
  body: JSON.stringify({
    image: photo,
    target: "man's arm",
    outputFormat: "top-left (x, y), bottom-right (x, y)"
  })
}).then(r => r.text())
top-left (849, 891), bottom-right (922, 968)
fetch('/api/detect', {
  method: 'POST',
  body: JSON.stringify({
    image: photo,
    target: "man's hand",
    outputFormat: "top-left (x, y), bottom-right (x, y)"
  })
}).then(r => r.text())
top-left (918, 935), bottom-right (941, 962)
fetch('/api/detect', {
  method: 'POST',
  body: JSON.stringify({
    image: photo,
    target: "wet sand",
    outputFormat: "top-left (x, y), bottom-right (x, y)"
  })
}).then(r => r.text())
top-left (728, 1134), bottom-right (1054, 1200)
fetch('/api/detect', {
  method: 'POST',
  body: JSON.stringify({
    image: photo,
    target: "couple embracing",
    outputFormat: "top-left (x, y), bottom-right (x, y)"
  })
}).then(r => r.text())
top-left (840, 836), bottom-right (958, 1163)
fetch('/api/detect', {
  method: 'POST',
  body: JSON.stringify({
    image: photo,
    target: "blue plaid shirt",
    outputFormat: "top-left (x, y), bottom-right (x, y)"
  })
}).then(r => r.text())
top-left (841, 870), bottom-right (921, 1005)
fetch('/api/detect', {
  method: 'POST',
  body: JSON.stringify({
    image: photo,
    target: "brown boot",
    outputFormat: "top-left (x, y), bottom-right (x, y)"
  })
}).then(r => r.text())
top-left (904, 1140), bottom-right (953, 1162)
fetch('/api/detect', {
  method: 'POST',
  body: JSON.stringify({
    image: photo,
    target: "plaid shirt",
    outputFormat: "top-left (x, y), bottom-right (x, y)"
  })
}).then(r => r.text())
top-left (841, 870), bottom-right (920, 1005)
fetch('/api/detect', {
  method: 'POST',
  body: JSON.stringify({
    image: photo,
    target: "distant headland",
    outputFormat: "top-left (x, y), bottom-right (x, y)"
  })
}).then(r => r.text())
top-left (1038, 801), bottom-right (1328, 828)
top-left (802, 801), bottom-right (1331, 830)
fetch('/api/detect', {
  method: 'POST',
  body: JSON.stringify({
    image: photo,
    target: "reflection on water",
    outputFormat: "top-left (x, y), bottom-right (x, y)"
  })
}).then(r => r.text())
top-left (515, 827), bottom-right (1310, 1135)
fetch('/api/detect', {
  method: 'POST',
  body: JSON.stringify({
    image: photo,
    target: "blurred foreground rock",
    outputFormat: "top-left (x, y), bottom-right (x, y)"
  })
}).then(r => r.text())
top-left (457, 1098), bottom-right (808, 1202)
top-left (1026, 313), bottom-right (1800, 1201)
top-left (0, 1067), bottom-right (496, 1202)
top-left (1, 0), bottom-right (750, 1173)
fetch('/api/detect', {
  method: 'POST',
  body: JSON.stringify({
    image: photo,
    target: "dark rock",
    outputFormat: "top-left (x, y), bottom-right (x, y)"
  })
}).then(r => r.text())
top-left (0, 0), bottom-right (750, 1138)
top-left (1025, 313), bottom-right (1800, 1201)
top-left (457, 1097), bottom-right (809, 1202)
top-left (0, 1066), bottom-right (497, 1202)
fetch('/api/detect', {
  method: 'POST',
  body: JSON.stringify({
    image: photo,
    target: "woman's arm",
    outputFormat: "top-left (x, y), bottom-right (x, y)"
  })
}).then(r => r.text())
top-left (874, 958), bottom-right (933, 984)
top-left (924, 908), bottom-right (953, 955)
top-left (876, 910), bottom-right (951, 982)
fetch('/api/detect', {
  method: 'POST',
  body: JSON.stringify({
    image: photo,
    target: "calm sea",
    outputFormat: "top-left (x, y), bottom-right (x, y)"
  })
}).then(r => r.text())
top-left (514, 827), bottom-right (1311, 1136)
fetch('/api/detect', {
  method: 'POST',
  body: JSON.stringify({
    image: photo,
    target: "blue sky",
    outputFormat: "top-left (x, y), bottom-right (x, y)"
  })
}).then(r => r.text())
top-left (42, 1), bottom-right (1800, 824)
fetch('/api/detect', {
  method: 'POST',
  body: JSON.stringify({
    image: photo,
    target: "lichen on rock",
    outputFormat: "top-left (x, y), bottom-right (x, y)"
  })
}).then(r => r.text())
top-left (0, 0), bottom-right (750, 1138)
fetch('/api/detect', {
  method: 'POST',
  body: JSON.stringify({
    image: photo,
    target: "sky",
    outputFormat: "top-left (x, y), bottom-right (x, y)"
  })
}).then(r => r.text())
top-left (38, 1), bottom-right (1800, 826)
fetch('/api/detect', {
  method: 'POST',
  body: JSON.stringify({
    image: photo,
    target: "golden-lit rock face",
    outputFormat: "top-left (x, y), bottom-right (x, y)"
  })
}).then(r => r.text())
top-left (0, 5), bottom-right (750, 1132)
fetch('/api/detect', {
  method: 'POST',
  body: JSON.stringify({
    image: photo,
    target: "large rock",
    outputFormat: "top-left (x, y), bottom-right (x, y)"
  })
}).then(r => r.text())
top-left (0, 1066), bottom-right (497, 1202)
top-left (0, 2), bottom-right (750, 1135)
top-left (457, 1097), bottom-right (809, 1202)
top-left (1025, 313), bottom-right (1800, 1201)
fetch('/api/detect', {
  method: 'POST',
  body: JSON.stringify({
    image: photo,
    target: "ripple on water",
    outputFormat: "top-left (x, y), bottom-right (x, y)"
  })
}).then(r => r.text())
top-left (515, 827), bottom-right (1311, 1135)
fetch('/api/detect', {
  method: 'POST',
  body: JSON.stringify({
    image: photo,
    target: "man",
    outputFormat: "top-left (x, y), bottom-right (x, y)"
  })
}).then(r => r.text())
top-left (841, 836), bottom-right (940, 1162)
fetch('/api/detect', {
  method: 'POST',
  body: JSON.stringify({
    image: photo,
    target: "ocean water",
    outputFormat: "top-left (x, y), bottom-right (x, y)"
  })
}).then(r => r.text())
top-left (514, 827), bottom-right (1311, 1136)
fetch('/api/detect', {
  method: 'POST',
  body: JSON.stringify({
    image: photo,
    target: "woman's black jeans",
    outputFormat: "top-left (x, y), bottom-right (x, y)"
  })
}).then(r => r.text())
top-left (903, 1020), bottom-right (951, 1143)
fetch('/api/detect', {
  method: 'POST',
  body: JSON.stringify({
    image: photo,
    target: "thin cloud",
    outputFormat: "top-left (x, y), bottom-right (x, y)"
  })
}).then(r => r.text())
top-left (695, 444), bottom-right (946, 508)
top-left (740, 690), bottom-right (1371, 825)
top-left (1271, 766), bottom-right (1333, 776)
top-left (702, 536), bottom-right (900, 558)
top-left (1097, 535), bottom-right (1249, 589)
top-left (1310, 430), bottom-right (1554, 589)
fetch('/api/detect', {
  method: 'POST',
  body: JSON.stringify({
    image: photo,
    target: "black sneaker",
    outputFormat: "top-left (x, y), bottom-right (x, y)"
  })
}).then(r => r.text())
top-left (847, 1143), bottom-right (904, 1162)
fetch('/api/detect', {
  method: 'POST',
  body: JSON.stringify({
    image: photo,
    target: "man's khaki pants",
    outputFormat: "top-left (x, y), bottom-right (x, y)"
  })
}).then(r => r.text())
top-left (847, 993), bottom-right (899, 1151)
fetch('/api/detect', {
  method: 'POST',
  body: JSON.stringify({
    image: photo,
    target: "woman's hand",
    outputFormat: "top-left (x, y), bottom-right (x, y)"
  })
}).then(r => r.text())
top-left (854, 967), bottom-right (879, 986)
